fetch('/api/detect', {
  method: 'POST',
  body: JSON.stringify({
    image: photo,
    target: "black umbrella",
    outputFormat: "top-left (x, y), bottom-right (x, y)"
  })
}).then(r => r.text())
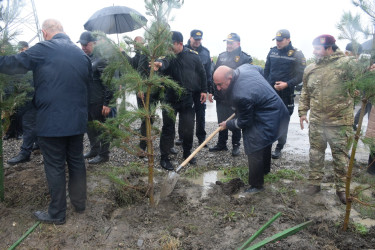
top-left (84, 6), bottom-right (147, 43)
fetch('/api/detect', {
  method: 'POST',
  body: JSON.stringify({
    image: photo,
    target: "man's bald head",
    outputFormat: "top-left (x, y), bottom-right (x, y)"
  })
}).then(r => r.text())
top-left (213, 66), bottom-right (233, 91)
top-left (42, 19), bottom-right (64, 41)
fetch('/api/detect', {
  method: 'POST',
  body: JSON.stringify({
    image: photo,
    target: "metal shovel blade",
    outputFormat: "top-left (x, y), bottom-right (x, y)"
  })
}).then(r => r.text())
top-left (160, 171), bottom-right (180, 199)
top-left (158, 113), bottom-right (235, 199)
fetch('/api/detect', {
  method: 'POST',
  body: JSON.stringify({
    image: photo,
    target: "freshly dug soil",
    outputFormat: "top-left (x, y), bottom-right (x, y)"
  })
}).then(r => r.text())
top-left (1, 120), bottom-right (374, 249)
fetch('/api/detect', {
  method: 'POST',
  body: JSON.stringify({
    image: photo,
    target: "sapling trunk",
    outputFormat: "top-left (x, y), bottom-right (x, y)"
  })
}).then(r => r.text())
top-left (0, 104), bottom-right (3, 202)
top-left (343, 99), bottom-right (368, 230)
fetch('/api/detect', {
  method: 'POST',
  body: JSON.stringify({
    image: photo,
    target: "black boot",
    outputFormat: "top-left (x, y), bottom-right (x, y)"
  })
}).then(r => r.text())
top-left (88, 155), bottom-right (109, 164)
top-left (84, 151), bottom-right (98, 159)
top-left (271, 147), bottom-right (282, 159)
top-left (183, 151), bottom-right (196, 165)
top-left (33, 211), bottom-right (65, 225)
top-left (7, 153), bottom-right (30, 165)
top-left (160, 156), bottom-right (174, 171)
top-left (367, 153), bottom-right (375, 175)
top-left (209, 144), bottom-right (228, 152)
top-left (232, 145), bottom-right (240, 156)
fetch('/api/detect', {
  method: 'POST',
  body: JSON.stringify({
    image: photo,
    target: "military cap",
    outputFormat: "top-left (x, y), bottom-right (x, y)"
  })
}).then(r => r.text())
top-left (223, 33), bottom-right (240, 42)
top-left (272, 29), bottom-right (290, 41)
top-left (312, 34), bottom-right (336, 46)
top-left (190, 29), bottom-right (203, 40)
top-left (345, 42), bottom-right (363, 54)
top-left (172, 31), bottom-right (183, 43)
top-left (77, 31), bottom-right (96, 45)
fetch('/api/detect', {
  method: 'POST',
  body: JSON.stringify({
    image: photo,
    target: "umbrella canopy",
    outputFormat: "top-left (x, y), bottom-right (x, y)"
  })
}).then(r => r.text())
top-left (84, 6), bottom-right (147, 34)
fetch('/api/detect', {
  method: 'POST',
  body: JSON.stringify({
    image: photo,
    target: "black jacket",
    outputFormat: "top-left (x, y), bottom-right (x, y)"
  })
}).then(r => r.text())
top-left (226, 64), bottom-right (290, 154)
top-left (89, 54), bottom-right (113, 106)
top-left (159, 47), bottom-right (207, 108)
top-left (264, 42), bottom-right (306, 107)
top-left (185, 41), bottom-right (212, 94)
top-left (213, 46), bottom-right (252, 101)
top-left (0, 33), bottom-right (92, 137)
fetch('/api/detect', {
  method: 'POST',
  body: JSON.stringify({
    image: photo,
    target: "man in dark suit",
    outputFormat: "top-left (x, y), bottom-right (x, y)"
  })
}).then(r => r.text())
top-left (0, 19), bottom-right (92, 224)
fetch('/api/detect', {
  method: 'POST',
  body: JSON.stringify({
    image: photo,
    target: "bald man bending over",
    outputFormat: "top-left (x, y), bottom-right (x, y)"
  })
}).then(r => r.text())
top-left (0, 19), bottom-right (92, 224)
top-left (214, 64), bottom-right (289, 193)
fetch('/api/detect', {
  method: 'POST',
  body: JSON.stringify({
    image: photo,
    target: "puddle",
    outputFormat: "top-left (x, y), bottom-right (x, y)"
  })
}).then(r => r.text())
top-left (186, 170), bottom-right (225, 198)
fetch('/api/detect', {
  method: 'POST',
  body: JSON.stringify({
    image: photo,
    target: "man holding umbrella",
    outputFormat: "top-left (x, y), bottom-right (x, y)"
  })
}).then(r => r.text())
top-left (78, 31), bottom-right (114, 164)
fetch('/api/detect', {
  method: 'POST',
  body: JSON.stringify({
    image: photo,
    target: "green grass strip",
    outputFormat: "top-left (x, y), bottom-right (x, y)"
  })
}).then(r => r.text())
top-left (8, 221), bottom-right (40, 250)
top-left (245, 220), bottom-right (313, 250)
top-left (237, 212), bottom-right (282, 250)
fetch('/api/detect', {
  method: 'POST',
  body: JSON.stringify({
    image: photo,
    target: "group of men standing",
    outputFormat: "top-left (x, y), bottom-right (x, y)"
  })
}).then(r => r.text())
top-left (0, 16), bottom-right (367, 225)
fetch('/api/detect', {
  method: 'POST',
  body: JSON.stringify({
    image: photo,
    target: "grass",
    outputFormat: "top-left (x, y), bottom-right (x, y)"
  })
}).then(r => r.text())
top-left (353, 222), bottom-right (369, 235)
top-left (264, 169), bottom-right (304, 183)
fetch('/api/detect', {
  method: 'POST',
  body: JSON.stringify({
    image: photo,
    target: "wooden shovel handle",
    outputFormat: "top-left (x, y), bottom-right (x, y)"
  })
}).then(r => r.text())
top-left (176, 113), bottom-right (236, 172)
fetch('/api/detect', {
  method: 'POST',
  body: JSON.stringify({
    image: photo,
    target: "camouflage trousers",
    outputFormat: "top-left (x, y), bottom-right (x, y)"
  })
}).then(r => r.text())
top-left (308, 123), bottom-right (351, 191)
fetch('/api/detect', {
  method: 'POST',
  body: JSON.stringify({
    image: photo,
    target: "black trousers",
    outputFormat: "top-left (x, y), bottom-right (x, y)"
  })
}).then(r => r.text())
top-left (247, 144), bottom-right (272, 188)
top-left (38, 134), bottom-right (86, 219)
top-left (20, 106), bottom-right (37, 156)
top-left (87, 103), bottom-right (109, 157)
top-left (216, 100), bottom-right (241, 147)
top-left (178, 92), bottom-right (206, 142)
top-left (160, 105), bottom-right (195, 158)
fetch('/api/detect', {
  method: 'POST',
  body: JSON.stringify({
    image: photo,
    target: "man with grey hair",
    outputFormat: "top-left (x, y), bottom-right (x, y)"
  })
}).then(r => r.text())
top-left (0, 19), bottom-right (92, 224)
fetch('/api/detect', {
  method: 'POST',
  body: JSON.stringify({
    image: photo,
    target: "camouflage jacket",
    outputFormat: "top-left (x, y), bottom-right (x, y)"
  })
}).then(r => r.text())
top-left (298, 51), bottom-right (354, 126)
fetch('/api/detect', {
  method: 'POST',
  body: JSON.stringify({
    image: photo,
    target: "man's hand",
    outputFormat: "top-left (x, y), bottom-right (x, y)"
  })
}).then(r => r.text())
top-left (152, 61), bottom-right (162, 71)
top-left (219, 121), bottom-right (227, 131)
top-left (274, 81), bottom-right (288, 91)
top-left (300, 115), bottom-right (308, 130)
top-left (369, 63), bottom-right (375, 71)
top-left (137, 91), bottom-right (144, 100)
top-left (102, 105), bottom-right (111, 117)
top-left (208, 94), bottom-right (214, 103)
top-left (200, 92), bottom-right (207, 103)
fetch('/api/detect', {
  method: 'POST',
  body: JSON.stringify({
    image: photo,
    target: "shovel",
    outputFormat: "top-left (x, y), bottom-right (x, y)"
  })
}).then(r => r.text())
top-left (159, 113), bottom-right (235, 199)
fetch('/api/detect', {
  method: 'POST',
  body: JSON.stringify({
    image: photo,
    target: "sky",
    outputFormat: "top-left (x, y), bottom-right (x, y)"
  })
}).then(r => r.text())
top-left (15, 0), bottom-right (372, 61)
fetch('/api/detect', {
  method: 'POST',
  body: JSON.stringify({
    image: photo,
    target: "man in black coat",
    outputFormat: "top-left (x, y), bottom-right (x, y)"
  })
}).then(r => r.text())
top-left (0, 19), bottom-right (92, 224)
top-left (264, 29), bottom-right (306, 159)
top-left (210, 33), bottom-right (252, 156)
top-left (154, 31), bottom-right (207, 170)
top-left (78, 31), bottom-right (113, 164)
top-left (174, 29), bottom-right (212, 147)
top-left (214, 64), bottom-right (289, 193)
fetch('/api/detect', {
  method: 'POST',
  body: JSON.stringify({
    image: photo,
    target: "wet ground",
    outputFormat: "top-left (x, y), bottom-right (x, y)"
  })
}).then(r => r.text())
top-left (0, 94), bottom-right (374, 249)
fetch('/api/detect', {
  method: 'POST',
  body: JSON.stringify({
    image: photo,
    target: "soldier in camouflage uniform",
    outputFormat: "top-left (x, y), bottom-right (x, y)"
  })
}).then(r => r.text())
top-left (299, 34), bottom-right (354, 205)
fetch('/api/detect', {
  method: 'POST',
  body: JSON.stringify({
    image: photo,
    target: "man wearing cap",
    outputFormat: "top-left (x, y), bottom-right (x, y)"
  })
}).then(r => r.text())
top-left (78, 31), bottom-right (114, 164)
top-left (210, 33), bottom-right (253, 156)
top-left (154, 31), bottom-right (207, 170)
top-left (173, 29), bottom-right (211, 147)
top-left (264, 29), bottom-right (306, 159)
top-left (299, 34), bottom-right (357, 205)
top-left (0, 19), bottom-right (92, 224)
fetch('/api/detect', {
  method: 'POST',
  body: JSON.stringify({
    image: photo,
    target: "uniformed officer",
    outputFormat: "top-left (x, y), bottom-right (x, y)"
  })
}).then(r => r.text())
top-left (174, 29), bottom-right (212, 147)
top-left (210, 33), bottom-right (252, 156)
top-left (264, 29), bottom-right (306, 159)
top-left (78, 31), bottom-right (114, 164)
top-left (154, 31), bottom-right (207, 170)
top-left (299, 34), bottom-right (354, 205)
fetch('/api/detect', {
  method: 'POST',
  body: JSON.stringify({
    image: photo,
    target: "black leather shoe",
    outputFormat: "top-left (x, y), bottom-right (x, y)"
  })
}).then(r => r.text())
top-left (232, 146), bottom-right (240, 156)
top-left (244, 186), bottom-right (264, 194)
top-left (209, 144), bottom-right (228, 152)
top-left (336, 190), bottom-right (347, 205)
top-left (175, 138), bottom-right (183, 146)
top-left (3, 134), bottom-right (13, 140)
top-left (170, 147), bottom-right (178, 154)
top-left (160, 158), bottom-right (174, 171)
top-left (7, 153), bottom-right (30, 165)
top-left (33, 211), bottom-right (65, 225)
top-left (84, 151), bottom-right (98, 159)
top-left (183, 155), bottom-right (196, 165)
top-left (271, 148), bottom-right (282, 159)
top-left (88, 155), bottom-right (109, 164)
top-left (16, 134), bottom-right (23, 140)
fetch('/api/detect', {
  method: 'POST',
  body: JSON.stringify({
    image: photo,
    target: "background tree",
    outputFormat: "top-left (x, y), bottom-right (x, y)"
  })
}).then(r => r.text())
top-left (0, 0), bottom-right (31, 201)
